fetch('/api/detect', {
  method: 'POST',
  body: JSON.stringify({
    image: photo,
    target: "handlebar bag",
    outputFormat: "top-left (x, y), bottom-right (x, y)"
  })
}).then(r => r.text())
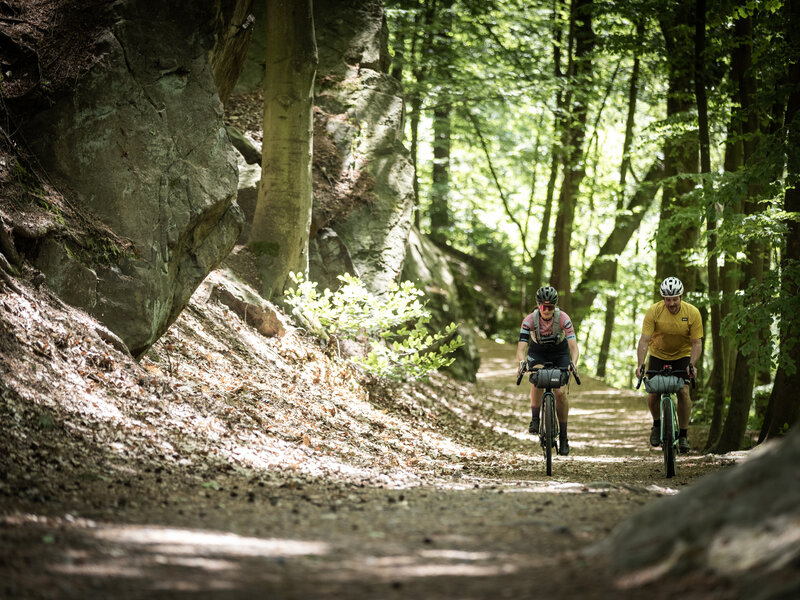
top-left (645, 374), bottom-right (685, 394)
top-left (531, 367), bottom-right (567, 389)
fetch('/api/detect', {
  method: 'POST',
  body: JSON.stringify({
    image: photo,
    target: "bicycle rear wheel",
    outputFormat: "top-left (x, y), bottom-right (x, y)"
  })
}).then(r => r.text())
top-left (661, 394), bottom-right (676, 478)
top-left (543, 392), bottom-right (556, 476)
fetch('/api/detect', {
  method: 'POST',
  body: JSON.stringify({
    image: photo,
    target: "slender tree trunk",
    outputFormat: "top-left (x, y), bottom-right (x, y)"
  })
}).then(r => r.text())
top-left (656, 4), bottom-right (700, 295)
top-left (531, 0), bottom-right (566, 293)
top-left (706, 111), bottom-right (744, 448)
top-left (720, 116), bottom-right (744, 393)
top-left (532, 152), bottom-right (559, 291)
top-left (759, 0), bottom-right (800, 441)
top-left (694, 0), bottom-right (724, 449)
top-left (429, 99), bottom-right (451, 242)
top-left (716, 14), bottom-right (766, 453)
top-left (597, 20), bottom-right (643, 378)
top-left (427, 0), bottom-right (454, 242)
top-left (550, 0), bottom-right (594, 311)
top-left (406, 1), bottom-right (435, 229)
top-left (250, 0), bottom-right (317, 300)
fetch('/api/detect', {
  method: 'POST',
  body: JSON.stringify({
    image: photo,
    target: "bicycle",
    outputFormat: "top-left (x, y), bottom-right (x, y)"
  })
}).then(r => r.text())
top-left (636, 365), bottom-right (695, 478)
top-left (516, 361), bottom-right (581, 476)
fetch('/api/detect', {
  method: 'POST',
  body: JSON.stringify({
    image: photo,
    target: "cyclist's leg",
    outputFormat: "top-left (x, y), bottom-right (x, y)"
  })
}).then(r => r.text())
top-left (550, 344), bottom-right (571, 454)
top-left (646, 356), bottom-right (666, 446)
top-left (646, 392), bottom-right (660, 420)
top-left (676, 384), bottom-right (692, 429)
top-left (676, 383), bottom-right (692, 452)
top-left (555, 388), bottom-right (569, 423)
top-left (528, 383), bottom-right (543, 433)
top-left (526, 350), bottom-right (547, 433)
top-left (530, 385), bottom-right (543, 411)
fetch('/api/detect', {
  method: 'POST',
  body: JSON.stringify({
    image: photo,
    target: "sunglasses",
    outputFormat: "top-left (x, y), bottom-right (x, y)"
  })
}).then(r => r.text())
top-left (539, 304), bottom-right (555, 312)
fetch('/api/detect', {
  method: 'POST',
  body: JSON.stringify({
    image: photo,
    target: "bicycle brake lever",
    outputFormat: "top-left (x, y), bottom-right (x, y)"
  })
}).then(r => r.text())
top-left (570, 362), bottom-right (581, 385)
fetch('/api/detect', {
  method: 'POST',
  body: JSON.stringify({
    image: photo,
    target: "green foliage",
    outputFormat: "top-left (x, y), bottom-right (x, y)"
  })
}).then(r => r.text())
top-left (385, 0), bottom-right (800, 397)
top-left (284, 273), bottom-right (464, 381)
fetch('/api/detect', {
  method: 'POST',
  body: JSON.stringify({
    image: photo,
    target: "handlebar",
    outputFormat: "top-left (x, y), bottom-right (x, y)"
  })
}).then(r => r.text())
top-left (515, 361), bottom-right (581, 386)
top-left (636, 364), bottom-right (696, 390)
top-left (570, 361), bottom-right (581, 386)
top-left (516, 363), bottom-right (526, 386)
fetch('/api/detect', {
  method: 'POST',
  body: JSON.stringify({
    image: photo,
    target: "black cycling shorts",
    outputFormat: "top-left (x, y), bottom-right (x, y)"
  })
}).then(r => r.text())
top-left (647, 355), bottom-right (691, 373)
top-left (527, 339), bottom-right (571, 369)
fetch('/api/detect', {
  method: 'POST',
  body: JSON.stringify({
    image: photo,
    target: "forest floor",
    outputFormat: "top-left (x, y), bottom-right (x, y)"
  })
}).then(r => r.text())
top-left (0, 258), bottom-right (747, 600)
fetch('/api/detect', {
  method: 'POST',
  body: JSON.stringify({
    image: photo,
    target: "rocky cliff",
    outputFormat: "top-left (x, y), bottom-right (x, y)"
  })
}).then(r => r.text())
top-left (1, 0), bottom-right (245, 358)
top-left (1, 0), bottom-right (480, 380)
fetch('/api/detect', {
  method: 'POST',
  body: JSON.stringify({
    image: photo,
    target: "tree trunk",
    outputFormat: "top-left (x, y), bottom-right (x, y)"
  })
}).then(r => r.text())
top-left (210, 0), bottom-right (256, 105)
top-left (759, 0), bottom-right (800, 442)
top-left (249, 0), bottom-right (317, 300)
top-left (695, 0), bottom-right (724, 450)
top-left (715, 14), bottom-right (766, 453)
top-left (530, 1), bottom-right (566, 293)
top-left (705, 93), bottom-right (745, 448)
top-left (596, 20), bottom-right (642, 378)
top-left (531, 152), bottom-right (559, 292)
top-left (550, 0), bottom-right (594, 311)
top-left (656, 4), bottom-right (700, 295)
top-left (429, 99), bottom-right (451, 242)
top-left (406, 1), bottom-right (435, 229)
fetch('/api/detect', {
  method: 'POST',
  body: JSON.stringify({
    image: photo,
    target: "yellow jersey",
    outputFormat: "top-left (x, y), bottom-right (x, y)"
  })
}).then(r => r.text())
top-left (642, 300), bottom-right (703, 360)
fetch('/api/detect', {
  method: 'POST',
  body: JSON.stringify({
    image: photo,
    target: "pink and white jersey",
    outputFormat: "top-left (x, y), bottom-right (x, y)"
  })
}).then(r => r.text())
top-left (520, 309), bottom-right (576, 344)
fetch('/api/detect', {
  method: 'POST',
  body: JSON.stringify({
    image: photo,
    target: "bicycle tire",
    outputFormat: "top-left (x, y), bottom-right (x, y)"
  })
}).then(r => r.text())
top-left (661, 394), bottom-right (676, 478)
top-left (543, 392), bottom-right (556, 476)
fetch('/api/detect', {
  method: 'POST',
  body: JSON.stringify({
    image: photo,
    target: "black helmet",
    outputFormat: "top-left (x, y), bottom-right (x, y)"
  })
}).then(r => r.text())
top-left (536, 285), bottom-right (559, 305)
top-left (660, 276), bottom-right (684, 297)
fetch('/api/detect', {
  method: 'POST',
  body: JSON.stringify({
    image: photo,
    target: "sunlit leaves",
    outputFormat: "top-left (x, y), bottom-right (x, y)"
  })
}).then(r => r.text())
top-left (284, 273), bottom-right (464, 381)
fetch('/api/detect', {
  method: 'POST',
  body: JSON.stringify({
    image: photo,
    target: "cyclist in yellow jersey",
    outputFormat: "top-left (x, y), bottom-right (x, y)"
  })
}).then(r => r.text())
top-left (635, 277), bottom-right (703, 453)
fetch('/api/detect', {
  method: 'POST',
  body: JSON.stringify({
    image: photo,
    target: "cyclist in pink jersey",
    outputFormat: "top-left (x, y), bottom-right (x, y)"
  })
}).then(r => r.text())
top-left (516, 286), bottom-right (580, 455)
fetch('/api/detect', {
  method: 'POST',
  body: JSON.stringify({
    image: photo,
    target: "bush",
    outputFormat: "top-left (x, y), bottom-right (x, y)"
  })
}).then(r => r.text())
top-left (284, 272), bottom-right (463, 380)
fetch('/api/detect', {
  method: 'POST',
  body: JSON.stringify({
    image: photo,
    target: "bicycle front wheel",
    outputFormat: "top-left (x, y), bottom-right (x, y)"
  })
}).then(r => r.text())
top-left (661, 394), bottom-right (676, 478)
top-left (543, 392), bottom-right (556, 476)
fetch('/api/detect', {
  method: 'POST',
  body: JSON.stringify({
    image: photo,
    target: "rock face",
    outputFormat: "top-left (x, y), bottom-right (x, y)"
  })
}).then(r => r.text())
top-left (592, 428), bottom-right (800, 593)
top-left (10, 1), bottom-right (243, 357)
top-left (310, 0), bottom-right (415, 295)
top-left (229, 0), bottom-right (475, 379)
top-left (229, 0), bottom-right (415, 292)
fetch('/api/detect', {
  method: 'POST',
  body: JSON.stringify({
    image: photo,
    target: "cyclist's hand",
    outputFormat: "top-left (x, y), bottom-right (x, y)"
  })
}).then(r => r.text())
top-left (518, 361), bottom-right (526, 374)
top-left (636, 364), bottom-right (645, 379)
top-left (687, 364), bottom-right (696, 378)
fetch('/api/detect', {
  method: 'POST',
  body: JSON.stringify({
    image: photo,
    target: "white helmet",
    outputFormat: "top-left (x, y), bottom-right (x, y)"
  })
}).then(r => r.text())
top-left (660, 276), bottom-right (684, 297)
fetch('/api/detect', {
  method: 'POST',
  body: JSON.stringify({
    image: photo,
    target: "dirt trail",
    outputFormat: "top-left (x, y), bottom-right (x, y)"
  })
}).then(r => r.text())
top-left (1, 289), bottom-right (736, 600)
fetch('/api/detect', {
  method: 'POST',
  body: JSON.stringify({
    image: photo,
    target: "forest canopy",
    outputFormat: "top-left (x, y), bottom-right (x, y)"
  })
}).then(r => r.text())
top-left (383, 0), bottom-right (800, 452)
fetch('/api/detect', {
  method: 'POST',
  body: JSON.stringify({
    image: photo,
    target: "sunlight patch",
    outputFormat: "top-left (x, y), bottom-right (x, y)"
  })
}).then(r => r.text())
top-left (93, 526), bottom-right (330, 558)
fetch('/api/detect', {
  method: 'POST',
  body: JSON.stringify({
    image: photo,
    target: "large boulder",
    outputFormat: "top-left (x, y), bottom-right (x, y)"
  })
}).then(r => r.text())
top-left (5, 0), bottom-right (243, 357)
top-left (591, 428), bottom-right (800, 595)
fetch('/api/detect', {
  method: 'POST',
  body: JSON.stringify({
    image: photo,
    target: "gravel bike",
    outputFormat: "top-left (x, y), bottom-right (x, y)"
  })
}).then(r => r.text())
top-left (517, 361), bottom-right (581, 476)
top-left (636, 365), bottom-right (694, 478)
